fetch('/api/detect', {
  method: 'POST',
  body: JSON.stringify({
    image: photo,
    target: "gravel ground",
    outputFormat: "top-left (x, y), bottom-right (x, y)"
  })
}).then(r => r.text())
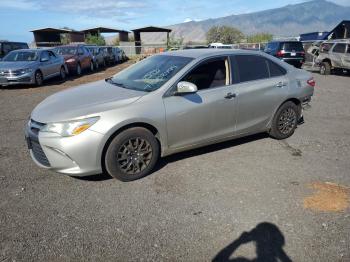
top-left (0, 64), bottom-right (349, 261)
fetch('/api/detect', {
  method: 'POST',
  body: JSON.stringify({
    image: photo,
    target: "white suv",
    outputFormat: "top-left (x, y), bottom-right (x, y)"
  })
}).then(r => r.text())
top-left (316, 39), bottom-right (350, 75)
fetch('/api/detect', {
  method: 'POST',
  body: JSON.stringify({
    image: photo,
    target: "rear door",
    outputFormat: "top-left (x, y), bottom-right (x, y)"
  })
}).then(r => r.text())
top-left (48, 50), bottom-right (61, 74)
top-left (231, 55), bottom-right (289, 135)
top-left (343, 44), bottom-right (350, 69)
top-left (331, 43), bottom-right (347, 68)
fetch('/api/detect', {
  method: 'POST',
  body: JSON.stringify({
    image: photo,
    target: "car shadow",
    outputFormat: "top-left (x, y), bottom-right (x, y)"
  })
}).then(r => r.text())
top-left (212, 222), bottom-right (292, 262)
top-left (74, 133), bottom-right (269, 182)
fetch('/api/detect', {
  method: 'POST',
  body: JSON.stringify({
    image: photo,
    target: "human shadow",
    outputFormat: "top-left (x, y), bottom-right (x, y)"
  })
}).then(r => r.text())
top-left (212, 222), bottom-right (292, 262)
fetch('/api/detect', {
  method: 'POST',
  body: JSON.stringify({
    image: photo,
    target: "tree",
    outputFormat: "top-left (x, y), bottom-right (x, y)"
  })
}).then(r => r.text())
top-left (206, 26), bottom-right (244, 44)
top-left (85, 34), bottom-right (106, 46)
top-left (168, 33), bottom-right (184, 48)
top-left (247, 33), bottom-right (273, 43)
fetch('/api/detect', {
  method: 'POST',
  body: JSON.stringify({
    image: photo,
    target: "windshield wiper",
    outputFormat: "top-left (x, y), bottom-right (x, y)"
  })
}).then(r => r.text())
top-left (105, 77), bottom-right (127, 88)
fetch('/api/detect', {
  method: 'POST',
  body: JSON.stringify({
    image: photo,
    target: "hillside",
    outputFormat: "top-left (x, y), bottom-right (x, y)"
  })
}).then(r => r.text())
top-left (139, 0), bottom-right (350, 44)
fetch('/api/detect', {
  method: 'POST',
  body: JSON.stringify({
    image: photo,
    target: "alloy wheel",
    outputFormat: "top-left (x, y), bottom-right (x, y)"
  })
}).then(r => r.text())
top-left (278, 108), bottom-right (297, 135)
top-left (117, 137), bottom-right (153, 175)
top-left (35, 71), bottom-right (43, 85)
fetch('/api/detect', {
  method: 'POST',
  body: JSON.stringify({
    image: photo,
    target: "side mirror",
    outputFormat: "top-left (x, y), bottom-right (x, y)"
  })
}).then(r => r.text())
top-left (176, 81), bottom-right (198, 95)
top-left (41, 57), bottom-right (49, 62)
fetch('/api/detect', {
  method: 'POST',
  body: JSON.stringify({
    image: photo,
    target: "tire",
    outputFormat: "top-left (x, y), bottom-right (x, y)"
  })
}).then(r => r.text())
top-left (76, 64), bottom-right (82, 76)
top-left (60, 66), bottom-right (66, 80)
top-left (104, 127), bottom-right (160, 181)
top-left (269, 101), bottom-right (299, 140)
top-left (95, 61), bottom-right (99, 70)
top-left (34, 70), bottom-right (43, 86)
top-left (90, 61), bottom-right (94, 72)
top-left (320, 62), bottom-right (331, 75)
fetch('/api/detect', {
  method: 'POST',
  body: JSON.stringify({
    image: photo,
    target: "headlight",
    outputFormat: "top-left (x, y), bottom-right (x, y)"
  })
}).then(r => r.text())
top-left (66, 58), bottom-right (75, 63)
top-left (13, 68), bottom-right (33, 75)
top-left (41, 117), bottom-right (100, 137)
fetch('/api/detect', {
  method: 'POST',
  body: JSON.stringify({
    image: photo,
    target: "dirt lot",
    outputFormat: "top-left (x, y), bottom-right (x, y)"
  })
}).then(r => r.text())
top-left (0, 63), bottom-right (349, 261)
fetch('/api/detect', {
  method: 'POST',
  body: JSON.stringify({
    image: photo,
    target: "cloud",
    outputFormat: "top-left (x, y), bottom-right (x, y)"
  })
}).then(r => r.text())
top-left (2, 0), bottom-right (151, 17)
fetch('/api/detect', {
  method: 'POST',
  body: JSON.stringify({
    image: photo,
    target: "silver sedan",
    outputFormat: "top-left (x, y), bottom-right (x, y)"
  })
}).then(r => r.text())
top-left (25, 49), bottom-right (314, 181)
top-left (0, 49), bottom-right (67, 87)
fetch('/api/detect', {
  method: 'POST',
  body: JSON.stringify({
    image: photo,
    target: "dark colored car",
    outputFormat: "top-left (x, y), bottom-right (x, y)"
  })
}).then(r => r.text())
top-left (100, 46), bottom-right (115, 65)
top-left (55, 45), bottom-right (93, 75)
top-left (0, 41), bottom-right (29, 59)
top-left (85, 45), bottom-right (106, 69)
top-left (264, 41), bottom-right (305, 68)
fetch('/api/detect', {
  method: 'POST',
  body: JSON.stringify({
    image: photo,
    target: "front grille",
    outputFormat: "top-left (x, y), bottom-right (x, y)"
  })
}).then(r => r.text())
top-left (28, 119), bottom-right (50, 167)
top-left (31, 140), bottom-right (50, 167)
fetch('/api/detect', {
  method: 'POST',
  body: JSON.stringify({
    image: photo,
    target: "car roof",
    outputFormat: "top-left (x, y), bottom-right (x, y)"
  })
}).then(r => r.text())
top-left (160, 48), bottom-right (264, 59)
top-left (9, 48), bottom-right (40, 52)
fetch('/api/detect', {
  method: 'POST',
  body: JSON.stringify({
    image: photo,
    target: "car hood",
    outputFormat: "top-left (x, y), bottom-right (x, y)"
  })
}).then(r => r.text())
top-left (62, 55), bottom-right (76, 60)
top-left (0, 61), bottom-right (36, 71)
top-left (31, 80), bottom-right (146, 123)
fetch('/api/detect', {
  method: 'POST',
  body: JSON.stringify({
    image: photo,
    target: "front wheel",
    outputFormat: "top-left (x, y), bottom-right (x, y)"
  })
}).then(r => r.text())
top-left (76, 64), bottom-right (82, 76)
top-left (90, 61), bottom-right (94, 72)
top-left (60, 66), bottom-right (66, 80)
top-left (34, 70), bottom-right (43, 86)
top-left (104, 127), bottom-right (160, 181)
top-left (320, 62), bottom-right (331, 75)
top-left (269, 101), bottom-right (299, 140)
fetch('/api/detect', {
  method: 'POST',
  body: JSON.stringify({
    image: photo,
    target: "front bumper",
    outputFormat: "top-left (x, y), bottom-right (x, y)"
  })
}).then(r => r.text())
top-left (25, 120), bottom-right (105, 176)
top-left (0, 72), bottom-right (34, 86)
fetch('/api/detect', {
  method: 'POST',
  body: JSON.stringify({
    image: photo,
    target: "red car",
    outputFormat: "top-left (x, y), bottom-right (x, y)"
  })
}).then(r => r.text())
top-left (55, 44), bottom-right (93, 75)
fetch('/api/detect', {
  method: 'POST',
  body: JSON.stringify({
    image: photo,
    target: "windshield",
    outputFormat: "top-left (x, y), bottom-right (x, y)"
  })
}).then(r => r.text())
top-left (3, 51), bottom-right (38, 61)
top-left (110, 55), bottom-right (193, 92)
top-left (55, 47), bottom-right (77, 55)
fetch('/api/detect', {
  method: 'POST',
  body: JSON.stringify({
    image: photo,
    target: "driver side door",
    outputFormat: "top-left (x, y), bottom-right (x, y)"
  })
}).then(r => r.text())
top-left (163, 56), bottom-right (237, 149)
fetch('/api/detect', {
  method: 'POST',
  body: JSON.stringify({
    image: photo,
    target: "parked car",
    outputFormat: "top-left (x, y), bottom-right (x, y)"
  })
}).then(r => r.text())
top-left (112, 47), bottom-right (122, 64)
top-left (55, 44), bottom-right (93, 75)
top-left (25, 49), bottom-right (314, 181)
top-left (100, 46), bottom-right (115, 65)
top-left (0, 41), bottom-right (29, 59)
top-left (0, 49), bottom-right (67, 87)
top-left (209, 43), bottom-right (233, 49)
top-left (315, 39), bottom-right (350, 75)
top-left (86, 45), bottom-right (106, 69)
top-left (264, 41), bottom-right (305, 68)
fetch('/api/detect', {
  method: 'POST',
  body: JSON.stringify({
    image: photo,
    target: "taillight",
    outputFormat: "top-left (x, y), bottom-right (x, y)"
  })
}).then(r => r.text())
top-left (276, 50), bottom-right (285, 57)
top-left (307, 77), bottom-right (315, 87)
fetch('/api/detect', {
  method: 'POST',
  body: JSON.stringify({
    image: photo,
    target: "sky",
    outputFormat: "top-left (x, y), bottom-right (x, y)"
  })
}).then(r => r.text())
top-left (0, 0), bottom-right (349, 42)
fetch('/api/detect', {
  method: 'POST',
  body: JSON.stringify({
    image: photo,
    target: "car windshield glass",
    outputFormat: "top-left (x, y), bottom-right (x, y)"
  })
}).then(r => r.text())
top-left (282, 42), bottom-right (304, 51)
top-left (110, 55), bottom-right (193, 92)
top-left (55, 47), bottom-right (77, 55)
top-left (3, 51), bottom-right (38, 61)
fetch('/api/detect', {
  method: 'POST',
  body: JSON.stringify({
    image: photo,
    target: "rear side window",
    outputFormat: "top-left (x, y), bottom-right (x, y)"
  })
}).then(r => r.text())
top-left (282, 42), bottom-right (304, 52)
top-left (333, 44), bottom-right (346, 53)
top-left (268, 60), bottom-right (286, 77)
top-left (234, 55), bottom-right (269, 82)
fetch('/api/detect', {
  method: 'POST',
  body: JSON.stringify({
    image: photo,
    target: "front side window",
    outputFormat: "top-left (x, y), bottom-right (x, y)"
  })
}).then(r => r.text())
top-left (235, 55), bottom-right (269, 82)
top-left (3, 51), bottom-right (38, 62)
top-left (333, 43), bottom-right (346, 53)
top-left (40, 51), bottom-right (50, 61)
top-left (110, 55), bottom-right (193, 92)
top-left (181, 58), bottom-right (229, 90)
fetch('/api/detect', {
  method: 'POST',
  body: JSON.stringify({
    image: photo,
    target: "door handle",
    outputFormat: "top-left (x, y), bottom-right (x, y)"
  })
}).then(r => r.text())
top-left (224, 92), bottom-right (236, 99)
top-left (276, 82), bottom-right (286, 88)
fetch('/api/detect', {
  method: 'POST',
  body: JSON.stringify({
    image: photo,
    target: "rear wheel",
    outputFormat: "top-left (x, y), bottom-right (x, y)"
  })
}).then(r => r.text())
top-left (90, 61), bottom-right (94, 72)
top-left (320, 62), bottom-right (331, 75)
top-left (269, 101), bottom-right (299, 140)
top-left (34, 70), bottom-right (43, 86)
top-left (95, 61), bottom-right (99, 70)
top-left (104, 127), bottom-right (160, 181)
top-left (76, 64), bottom-right (82, 76)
